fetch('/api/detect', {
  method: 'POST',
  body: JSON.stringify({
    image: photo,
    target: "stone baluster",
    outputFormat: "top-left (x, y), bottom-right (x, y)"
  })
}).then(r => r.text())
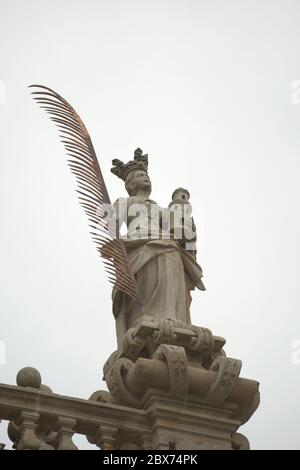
top-left (94, 425), bottom-right (118, 450)
top-left (16, 411), bottom-right (41, 450)
top-left (141, 432), bottom-right (153, 450)
top-left (56, 417), bottom-right (78, 450)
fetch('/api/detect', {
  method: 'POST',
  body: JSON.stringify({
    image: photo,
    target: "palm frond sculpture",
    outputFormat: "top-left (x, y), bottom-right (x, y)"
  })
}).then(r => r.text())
top-left (29, 84), bottom-right (142, 309)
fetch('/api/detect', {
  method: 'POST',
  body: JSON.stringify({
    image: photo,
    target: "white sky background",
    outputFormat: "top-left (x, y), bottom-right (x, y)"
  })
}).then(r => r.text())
top-left (0, 0), bottom-right (300, 450)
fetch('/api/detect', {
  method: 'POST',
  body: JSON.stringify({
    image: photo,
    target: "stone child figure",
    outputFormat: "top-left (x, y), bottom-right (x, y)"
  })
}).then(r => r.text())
top-left (168, 187), bottom-right (197, 258)
top-left (111, 148), bottom-right (205, 346)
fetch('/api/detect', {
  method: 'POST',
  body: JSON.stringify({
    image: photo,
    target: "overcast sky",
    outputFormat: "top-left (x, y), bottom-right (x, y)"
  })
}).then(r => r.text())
top-left (1, 0), bottom-right (300, 450)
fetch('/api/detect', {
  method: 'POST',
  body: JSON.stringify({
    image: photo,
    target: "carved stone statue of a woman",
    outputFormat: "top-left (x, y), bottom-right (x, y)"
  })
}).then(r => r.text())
top-left (111, 148), bottom-right (205, 346)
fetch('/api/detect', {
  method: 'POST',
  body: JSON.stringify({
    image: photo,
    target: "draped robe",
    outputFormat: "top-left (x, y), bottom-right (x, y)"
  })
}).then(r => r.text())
top-left (111, 197), bottom-right (205, 347)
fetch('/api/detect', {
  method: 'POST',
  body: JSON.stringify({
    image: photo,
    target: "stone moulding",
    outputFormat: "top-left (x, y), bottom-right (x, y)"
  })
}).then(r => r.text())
top-left (0, 381), bottom-right (148, 450)
top-left (0, 378), bottom-right (255, 450)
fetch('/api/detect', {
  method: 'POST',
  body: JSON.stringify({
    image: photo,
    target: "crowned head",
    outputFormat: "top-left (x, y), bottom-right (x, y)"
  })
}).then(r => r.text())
top-left (111, 148), bottom-right (152, 196)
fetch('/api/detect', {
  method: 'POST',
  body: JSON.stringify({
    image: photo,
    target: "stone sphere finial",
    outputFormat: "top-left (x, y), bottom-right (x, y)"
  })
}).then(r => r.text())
top-left (16, 367), bottom-right (42, 389)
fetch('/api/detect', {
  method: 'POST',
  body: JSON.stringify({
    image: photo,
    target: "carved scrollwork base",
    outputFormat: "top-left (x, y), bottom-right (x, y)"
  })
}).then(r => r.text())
top-left (153, 344), bottom-right (188, 398)
top-left (119, 317), bottom-right (224, 369)
top-left (122, 328), bottom-right (146, 359)
top-left (189, 326), bottom-right (214, 353)
top-left (206, 356), bottom-right (242, 406)
top-left (105, 356), bottom-right (138, 406)
top-left (152, 320), bottom-right (178, 344)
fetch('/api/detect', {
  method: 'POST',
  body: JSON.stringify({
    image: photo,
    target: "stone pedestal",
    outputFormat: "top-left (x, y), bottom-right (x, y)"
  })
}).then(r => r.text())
top-left (141, 393), bottom-right (249, 450)
top-left (103, 316), bottom-right (260, 450)
top-left (1, 318), bottom-right (259, 451)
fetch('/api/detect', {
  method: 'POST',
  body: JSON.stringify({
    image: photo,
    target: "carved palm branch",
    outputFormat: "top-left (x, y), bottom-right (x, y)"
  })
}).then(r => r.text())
top-left (29, 84), bottom-right (142, 309)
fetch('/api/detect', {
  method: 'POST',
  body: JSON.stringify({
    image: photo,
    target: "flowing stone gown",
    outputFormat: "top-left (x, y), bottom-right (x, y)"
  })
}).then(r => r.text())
top-left (111, 196), bottom-right (205, 346)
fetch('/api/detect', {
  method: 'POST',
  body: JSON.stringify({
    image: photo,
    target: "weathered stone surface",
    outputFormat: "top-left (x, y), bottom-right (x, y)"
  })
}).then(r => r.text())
top-left (0, 93), bottom-right (260, 450)
top-left (16, 367), bottom-right (41, 389)
top-left (110, 149), bottom-right (205, 346)
top-left (102, 313), bottom-right (260, 448)
top-left (0, 146), bottom-right (260, 450)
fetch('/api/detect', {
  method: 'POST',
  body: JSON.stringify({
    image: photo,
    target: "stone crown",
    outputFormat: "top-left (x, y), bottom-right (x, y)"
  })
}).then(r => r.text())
top-left (111, 148), bottom-right (148, 181)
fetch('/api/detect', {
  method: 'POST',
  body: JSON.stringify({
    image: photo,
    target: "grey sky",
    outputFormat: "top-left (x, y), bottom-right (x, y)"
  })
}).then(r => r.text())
top-left (1, 0), bottom-right (300, 449)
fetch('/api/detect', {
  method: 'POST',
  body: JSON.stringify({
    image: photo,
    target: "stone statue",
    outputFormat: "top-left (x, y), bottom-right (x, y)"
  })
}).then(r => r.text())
top-left (27, 86), bottom-right (260, 449)
top-left (110, 148), bottom-right (205, 345)
top-left (29, 85), bottom-right (206, 344)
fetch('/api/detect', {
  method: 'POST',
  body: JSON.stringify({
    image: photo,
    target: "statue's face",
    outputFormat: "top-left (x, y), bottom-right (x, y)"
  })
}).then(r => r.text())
top-left (131, 169), bottom-right (152, 194)
top-left (174, 190), bottom-right (189, 202)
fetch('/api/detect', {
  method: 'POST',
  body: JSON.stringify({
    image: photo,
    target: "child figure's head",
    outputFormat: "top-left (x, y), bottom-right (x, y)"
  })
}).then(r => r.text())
top-left (171, 187), bottom-right (190, 204)
top-left (169, 188), bottom-right (190, 210)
